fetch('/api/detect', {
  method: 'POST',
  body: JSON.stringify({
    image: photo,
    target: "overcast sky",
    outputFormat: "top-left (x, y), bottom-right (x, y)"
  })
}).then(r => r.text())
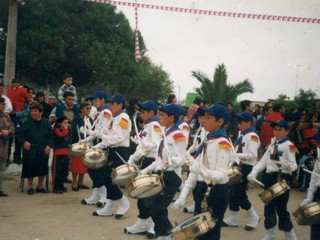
top-left (111, 0), bottom-right (320, 102)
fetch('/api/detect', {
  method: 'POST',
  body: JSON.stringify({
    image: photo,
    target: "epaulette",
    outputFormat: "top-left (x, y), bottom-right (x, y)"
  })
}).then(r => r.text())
top-left (103, 111), bottom-right (111, 118)
top-left (118, 117), bottom-right (129, 129)
top-left (289, 144), bottom-right (298, 153)
top-left (153, 124), bottom-right (161, 132)
top-left (173, 132), bottom-right (186, 143)
top-left (251, 135), bottom-right (259, 142)
top-left (218, 140), bottom-right (231, 151)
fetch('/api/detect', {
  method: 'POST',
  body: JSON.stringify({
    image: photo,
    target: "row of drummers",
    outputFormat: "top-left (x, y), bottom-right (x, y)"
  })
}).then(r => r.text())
top-left (70, 97), bottom-right (320, 240)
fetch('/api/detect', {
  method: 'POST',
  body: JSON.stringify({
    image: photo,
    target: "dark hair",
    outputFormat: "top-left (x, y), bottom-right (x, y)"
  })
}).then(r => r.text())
top-left (11, 78), bottom-right (20, 84)
top-left (30, 102), bottom-right (44, 112)
top-left (0, 82), bottom-right (4, 87)
top-left (80, 101), bottom-right (91, 110)
top-left (273, 103), bottom-right (284, 112)
top-left (240, 100), bottom-right (252, 111)
top-left (193, 96), bottom-right (203, 105)
top-left (166, 94), bottom-right (176, 104)
top-left (226, 102), bottom-right (233, 107)
top-left (36, 91), bottom-right (45, 98)
top-left (63, 74), bottom-right (73, 80)
top-left (63, 91), bottom-right (74, 99)
top-left (54, 115), bottom-right (68, 129)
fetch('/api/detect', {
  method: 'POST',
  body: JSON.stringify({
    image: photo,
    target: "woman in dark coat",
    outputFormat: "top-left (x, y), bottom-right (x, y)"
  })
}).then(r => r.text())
top-left (20, 102), bottom-right (54, 195)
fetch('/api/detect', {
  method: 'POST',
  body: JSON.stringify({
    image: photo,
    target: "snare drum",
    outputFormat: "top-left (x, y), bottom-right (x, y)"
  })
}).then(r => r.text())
top-left (70, 143), bottom-right (89, 157)
top-left (227, 166), bottom-right (243, 185)
top-left (293, 201), bottom-right (320, 225)
top-left (258, 181), bottom-right (289, 203)
top-left (82, 148), bottom-right (108, 169)
top-left (112, 164), bottom-right (139, 186)
top-left (171, 212), bottom-right (216, 240)
top-left (127, 174), bottom-right (163, 199)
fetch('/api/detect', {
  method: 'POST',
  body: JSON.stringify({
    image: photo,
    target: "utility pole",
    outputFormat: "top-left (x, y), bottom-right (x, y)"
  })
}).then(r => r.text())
top-left (4, 0), bottom-right (19, 92)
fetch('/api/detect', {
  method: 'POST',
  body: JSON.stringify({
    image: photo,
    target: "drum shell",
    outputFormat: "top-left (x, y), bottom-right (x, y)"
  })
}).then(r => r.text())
top-left (70, 143), bottom-right (89, 157)
top-left (227, 166), bottom-right (243, 185)
top-left (171, 212), bottom-right (216, 240)
top-left (293, 201), bottom-right (320, 225)
top-left (258, 181), bottom-right (289, 203)
top-left (82, 148), bottom-right (108, 169)
top-left (127, 174), bottom-right (163, 199)
top-left (112, 164), bottom-right (139, 186)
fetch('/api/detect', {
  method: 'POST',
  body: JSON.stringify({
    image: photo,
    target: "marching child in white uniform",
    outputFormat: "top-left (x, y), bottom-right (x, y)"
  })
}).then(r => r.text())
top-left (222, 112), bottom-right (260, 230)
top-left (247, 120), bottom-right (298, 240)
top-left (124, 100), bottom-right (162, 238)
top-left (140, 103), bottom-right (187, 240)
top-left (299, 128), bottom-right (320, 240)
top-left (174, 103), bottom-right (231, 240)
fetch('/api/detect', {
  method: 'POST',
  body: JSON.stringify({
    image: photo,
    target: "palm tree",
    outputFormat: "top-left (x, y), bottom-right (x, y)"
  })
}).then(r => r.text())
top-left (192, 64), bottom-right (254, 104)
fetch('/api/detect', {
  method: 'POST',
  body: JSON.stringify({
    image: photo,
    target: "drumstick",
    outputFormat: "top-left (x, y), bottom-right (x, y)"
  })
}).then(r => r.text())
top-left (229, 137), bottom-right (240, 165)
top-left (303, 168), bottom-right (320, 178)
top-left (252, 178), bottom-right (265, 187)
top-left (115, 151), bottom-right (141, 174)
top-left (133, 112), bottom-right (142, 143)
top-left (76, 125), bottom-right (82, 142)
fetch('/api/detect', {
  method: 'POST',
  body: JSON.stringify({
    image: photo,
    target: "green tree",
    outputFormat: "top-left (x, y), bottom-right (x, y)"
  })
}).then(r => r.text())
top-left (192, 63), bottom-right (254, 104)
top-left (294, 88), bottom-right (319, 112)
top-left (0, 0), bottom-right (173, 101)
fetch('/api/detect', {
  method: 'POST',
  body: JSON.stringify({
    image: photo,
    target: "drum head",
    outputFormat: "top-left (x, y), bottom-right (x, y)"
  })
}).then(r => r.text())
top-left (293, 202), bottom-right (320, 225)
top-left (83, 149), bottom-right (107, 169)
top-left (128, 174), bottom-right (163, 199)
top-left (70, 143), bottom-right (88, 157)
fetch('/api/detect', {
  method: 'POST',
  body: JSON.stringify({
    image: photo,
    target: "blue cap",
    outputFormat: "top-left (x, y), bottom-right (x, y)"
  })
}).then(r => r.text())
top-left (159, 103), bottom-right (181, 122)
top-left (270, 120), bottom-right (289, 130)
top-left (202, 104), bottom-right (230, 124)
top-left (137, 100), bottom-right (158, 114)
top-left (308, 128), bottom-right (320, 140)
top-left (237, 112), bottom-right (253, 122)
top-left (94, 91), bottom-right (108, 102)
top-left (107, 93), bottom-right (125, 105)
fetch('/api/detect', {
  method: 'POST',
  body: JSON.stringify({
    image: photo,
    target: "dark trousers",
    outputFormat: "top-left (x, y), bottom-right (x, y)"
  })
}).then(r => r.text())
top-left (8, 128), bottom-right (23, 164)
top-left (88, 165), bottom-right (109, 188)
top-left (229, 164), bottom-right (253, 211)
top-left (150, 170), bottom-right (181, 237)
top-left (193, 181), bottom-right (208, 215)
top-left (105, 147), bottom-right (128, 200)
top-left (311, 188), bottom-right (320, 240)
top-left (136, 157), bottom-right (155, 219)
top-left (53, 155), bottom-right (69, 190)
top-left (198, 184), bottom-right (229, 240)
top-left (262, 173), bottom-right (293, 231)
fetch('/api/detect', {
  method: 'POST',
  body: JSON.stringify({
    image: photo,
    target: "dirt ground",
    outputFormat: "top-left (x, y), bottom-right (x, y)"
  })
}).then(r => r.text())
top-left (0, 166), bottom-right (311, 240)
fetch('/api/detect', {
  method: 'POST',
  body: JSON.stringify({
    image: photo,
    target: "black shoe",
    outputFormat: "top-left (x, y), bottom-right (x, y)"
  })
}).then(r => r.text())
top-left (72, 185), bottom-right (79, 191)
top-left (53, 189), bottom-right (63, 194)
top-left (64, 178), bottom-right (72, 184)
top-left (146, 231), bottom-right (156, 239)
top-left (62, 186), bottom-right (68, 192)
top-left (96, 201), bottom-right (105, 208)
top-left (36, 187), bottom-right (49, 193)
top-left (0, 191), bottom-right (8, 197)
top-left (27, 188), bottom-right (34, 195)
top-left (78, 184), bottom-right (90, 189)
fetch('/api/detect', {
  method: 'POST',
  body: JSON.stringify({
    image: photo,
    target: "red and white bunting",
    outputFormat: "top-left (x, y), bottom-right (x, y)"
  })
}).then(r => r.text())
top-left (88, 0), bottom-right (320, 24)
top-left (134, 2), bottom-right (141, 61)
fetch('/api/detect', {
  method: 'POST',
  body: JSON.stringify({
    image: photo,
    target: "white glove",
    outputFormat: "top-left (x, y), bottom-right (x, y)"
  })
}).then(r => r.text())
top-left (141, 139), bottom-right (154, 150)
top-left (79, 126), bottom-right (86, 135)
top-left (130, 136), bottom-right (140, 145)
top-left (189, 160), bottom-right (200, 174)
top-left (299, 190), bottom-right (314, 207)
top-left (199, 167), bottom-right (212, 179)
top-left (187, 145), bottom-right (196, 158)
top-left (247, 171), bottom-right (257, 182)
top-left (136, 145), bottom-right (146, 157)
top-left (127, 155), bottom-right (134, 165)
top-left (86, 129), bottom-right (99, 137)
top-left (139, 168), bottom-right (148, 175)
top-left (172, 197), bottom-right (186, 210)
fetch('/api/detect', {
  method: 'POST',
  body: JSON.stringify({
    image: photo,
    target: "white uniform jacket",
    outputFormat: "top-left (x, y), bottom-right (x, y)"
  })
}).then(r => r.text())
top-left (235, 130), bottom-right (260, 166)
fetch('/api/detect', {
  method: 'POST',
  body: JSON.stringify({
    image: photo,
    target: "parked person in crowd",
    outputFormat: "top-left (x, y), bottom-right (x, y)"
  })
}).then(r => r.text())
top-left (57, 74), bottom-right (77, 102)
top-left (0, 97), bottom-right (14, 197)
top-left (24, 86), bottom-right (35, 103)
top-left (253, 104), bottom-right (260, 119)
top-left (187, 96), bottom-right (203, 123)
top-left (70, 101), bottom-right (92, 191)
top-left (202, 100), bottom-right (210, 108)
top-left (0, 82), bottom-right (13, 113)
top-left (35, 91), bottom-right (52, 119)
top-left (256, 105), bottom-right (273, 134)
top-left (299, 112), bottom-right (318, 155)
top-left (226, 102), bottom-right (237, 142)
top-left (52, 116), bottom-right (70, 194)
top-left (85, 96), bottom-right (97, 120)
top-left (166, 93), bottom-right (177, 104)
top-left (19, 102), bottom-right (54, 195)
top-left (7, 78), bottom-right (31, 165)
top-left (260, 103), bottom-right (285, 150)
top-left (298, 146), bottom-right (315, 192)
